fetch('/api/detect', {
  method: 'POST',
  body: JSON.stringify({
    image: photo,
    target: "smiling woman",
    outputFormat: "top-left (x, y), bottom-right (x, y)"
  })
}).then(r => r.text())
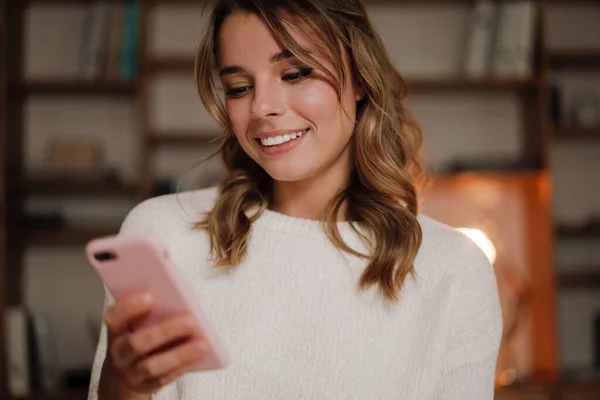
top-left (87, 1), bottom-right (502, 400)
top-left (194, 0), bottom-right (423, 285)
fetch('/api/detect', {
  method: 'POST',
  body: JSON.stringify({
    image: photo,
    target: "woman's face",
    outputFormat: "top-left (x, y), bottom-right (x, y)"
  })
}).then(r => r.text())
top-left (217, 12), bottom-right (363, 183)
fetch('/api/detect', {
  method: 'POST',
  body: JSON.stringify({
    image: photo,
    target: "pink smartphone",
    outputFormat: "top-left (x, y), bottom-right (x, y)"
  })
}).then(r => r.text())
top-left (85, 234), bottom-right (229, 372)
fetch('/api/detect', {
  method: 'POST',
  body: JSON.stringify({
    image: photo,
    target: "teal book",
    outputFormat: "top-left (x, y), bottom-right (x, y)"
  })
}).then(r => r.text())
top-left (120, 0), bottom-right (139, 81)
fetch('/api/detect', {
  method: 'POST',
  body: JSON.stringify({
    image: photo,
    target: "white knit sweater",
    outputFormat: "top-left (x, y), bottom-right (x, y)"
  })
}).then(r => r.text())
top-left (88, 186), bottom-right (502, 400)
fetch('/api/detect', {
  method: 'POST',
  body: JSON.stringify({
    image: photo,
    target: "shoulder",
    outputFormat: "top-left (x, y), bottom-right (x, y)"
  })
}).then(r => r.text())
top-left (413, 214), bottom-right (501, 325)
top-left (415, 215), bottom-right (502, 356)
top-left (118, 186), bottom-right (219, 238)
top-left (415, 214), bottom-right (493, 280)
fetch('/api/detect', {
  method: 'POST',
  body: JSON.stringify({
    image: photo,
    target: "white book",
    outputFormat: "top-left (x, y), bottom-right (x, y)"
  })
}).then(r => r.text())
top-left (6, 307), bottom-right (30, 397)
top-left (80, 1), bottom-right (110, 80)
top-left (491, 3), bottom-right (521, 76)
top-left (513, 1), bottom-right (536, 77)
top-left (463, 0), bottom-right (498, 78)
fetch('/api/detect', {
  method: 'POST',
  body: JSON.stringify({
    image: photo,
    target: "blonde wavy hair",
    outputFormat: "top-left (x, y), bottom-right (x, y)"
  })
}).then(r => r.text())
top-left (193, 0), bottom-right (424, 302)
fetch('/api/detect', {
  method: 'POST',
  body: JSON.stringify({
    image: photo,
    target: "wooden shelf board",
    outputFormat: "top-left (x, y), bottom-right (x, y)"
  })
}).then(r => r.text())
top-left (554, 126), bottom-right (600, 140)
top-left (556, 269), bottom-right (600, 290)
top-left (26, 176), bottom-right (137, 197)
top-left (407, 77), bottom-right (538, 91)
top-left (23, 0), bottom-right (126, 4)
top-left (549, 48), bottom-right (600, 69)
top-left (427, 169), bottom-right (547, 184)
top-left (150, 132), bottom-right (221, 146)
top-left (145, 0), bottom-right (600, 5)
top-left (145, 0), bottom-right (478, 4)
top-left (10, 79), bottom-right (137, 96)
top-left (8, 389), bottom-right (88, 400)
top-left (556, 223), bottom-right (600, 239)
top-left (146, 59), bottom-right (540, 91)
top-left (25, 227), bottom-right (120, 246)
top-left (147, 57), bottom-right (195, 73)
top-left (495, 374), bottom-right (600, 395)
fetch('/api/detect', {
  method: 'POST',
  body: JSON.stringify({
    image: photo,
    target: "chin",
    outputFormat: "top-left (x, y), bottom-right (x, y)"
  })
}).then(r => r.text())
top-left (263, 165), bottom-right (310, 183)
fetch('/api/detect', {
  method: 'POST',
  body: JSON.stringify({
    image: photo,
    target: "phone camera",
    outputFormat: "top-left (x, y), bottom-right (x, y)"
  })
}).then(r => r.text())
top-left (94, 252), bottom-right (117, 262)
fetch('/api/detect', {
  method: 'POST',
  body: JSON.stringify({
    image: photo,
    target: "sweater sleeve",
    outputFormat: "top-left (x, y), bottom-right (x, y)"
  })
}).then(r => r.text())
top-left (87, 286), bottom-right (114, 400)
top-left (430, 243), bottom-right (503, 400)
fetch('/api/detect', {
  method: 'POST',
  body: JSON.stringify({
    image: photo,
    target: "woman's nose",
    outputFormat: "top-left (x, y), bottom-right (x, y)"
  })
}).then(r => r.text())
top-left (251, 82), bottom-right (286, 119)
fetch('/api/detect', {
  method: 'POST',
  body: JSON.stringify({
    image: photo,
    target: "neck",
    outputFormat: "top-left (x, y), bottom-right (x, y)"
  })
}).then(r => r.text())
top-left (269, 148), bottom-right (352, 221)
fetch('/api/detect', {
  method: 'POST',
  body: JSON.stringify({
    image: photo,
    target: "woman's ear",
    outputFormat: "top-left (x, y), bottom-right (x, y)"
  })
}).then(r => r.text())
top-left (354, 81), bottom-right (366, 102)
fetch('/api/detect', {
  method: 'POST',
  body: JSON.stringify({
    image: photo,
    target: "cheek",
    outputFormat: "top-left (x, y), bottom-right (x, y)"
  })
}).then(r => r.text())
top-left (294, 82), bottom-right (339, 120)
top-left (226, 100), bottom-right (254, 148)
top-left (226, 100), bottom-right (256, 154)
top-left (294, 81), bottom-right (356, 137)
top-left (226, 100), bottom-right (250, 131)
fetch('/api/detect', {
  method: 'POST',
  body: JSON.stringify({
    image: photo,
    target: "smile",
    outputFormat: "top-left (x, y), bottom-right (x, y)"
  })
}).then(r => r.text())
top-left (258, 128), bottom-right (309, 147)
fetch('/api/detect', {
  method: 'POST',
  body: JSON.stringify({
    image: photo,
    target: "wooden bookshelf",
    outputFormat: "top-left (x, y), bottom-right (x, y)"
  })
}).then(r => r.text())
top-left (25, 226), bottom-right (120, 247)
top-left (553, 126), bottom-right (600, 141)
top-left (9, 389), bottom-right (88, 400)
top-left (147, 56), bottom-right (541, 92)
top-left (25, 175), bottom-right (137, 197)
top-left (495, 378), bottom-right (600, 400)
top-left (10, 79), bottom-right (137, 96)
top-left (556, 269), bottom-right (600, 290)
top-left (6, 0), bottom-right (600, 396)
top-left (0, 0), bottom-right (7, 395)
top-left (548, 48), bottom-right (600, 69)
top-left (556, 223), bottom-right (600, 239)
top-left (23, 0), bottom-right (126, 4)
top-left (147, 57), bottom-right (194, 73)
top-left (150, 131), bottom-right (221, 147)
top-left (407, 77), bottom-right (539, 92)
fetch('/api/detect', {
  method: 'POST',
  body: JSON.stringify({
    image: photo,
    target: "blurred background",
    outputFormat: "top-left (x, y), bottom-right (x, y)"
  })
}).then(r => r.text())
top-left (1, 0), bottom-right (599, 399)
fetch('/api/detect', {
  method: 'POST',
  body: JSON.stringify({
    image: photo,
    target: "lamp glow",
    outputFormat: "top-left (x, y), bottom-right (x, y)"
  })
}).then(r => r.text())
top-left (457, 227), bottom-right (497, 265)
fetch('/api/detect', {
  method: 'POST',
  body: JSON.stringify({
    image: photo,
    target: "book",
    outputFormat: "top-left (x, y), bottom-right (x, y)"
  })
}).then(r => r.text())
top-left (29, 314), bottom-right (59, 393)
top-left (120, 0), bottom-right (140, 81)
top-left (513, 1), bottom-right (536, 77)
top-left (5, 307), bottom-right (59, 396)
top-left (80, 1), bottom-right (110, 80)
top-left (491, 2), bottom-right (536, 78)
top-left (463, 0), bottom-right (499, 78)
top-left (6, 306), bottom-right (30, 397)
top-left (105, 2), bottom-right (126, 80)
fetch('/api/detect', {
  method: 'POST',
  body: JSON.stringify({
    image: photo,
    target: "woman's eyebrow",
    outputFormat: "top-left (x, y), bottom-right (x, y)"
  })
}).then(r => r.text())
top-left (219, 65), bottom-right (244, 77)
top-left (269, 49), bottom-right (294, 63)
top-left (218, 50), bottom-right (295, 77)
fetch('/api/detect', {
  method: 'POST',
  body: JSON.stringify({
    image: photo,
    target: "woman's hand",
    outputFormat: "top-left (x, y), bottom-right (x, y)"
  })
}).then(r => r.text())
top-left (98, 291), bottom-right (209, 399)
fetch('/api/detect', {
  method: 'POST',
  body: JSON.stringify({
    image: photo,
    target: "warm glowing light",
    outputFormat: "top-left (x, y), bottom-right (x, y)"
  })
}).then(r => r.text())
top-left (497, 369), bottom-right (517, 386)
top-left (457, 227), bottom-right (497, 265)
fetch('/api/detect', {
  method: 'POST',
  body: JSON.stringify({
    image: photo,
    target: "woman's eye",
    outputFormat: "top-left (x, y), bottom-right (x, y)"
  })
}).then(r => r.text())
top-left (282, 68), bottom-right (313, 83)
top-left (226, 86), bottom-right (251, 97)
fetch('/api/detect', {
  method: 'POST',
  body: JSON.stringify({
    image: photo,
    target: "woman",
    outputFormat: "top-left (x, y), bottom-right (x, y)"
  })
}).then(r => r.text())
top-left (89, 0), bottom-right (502, 399)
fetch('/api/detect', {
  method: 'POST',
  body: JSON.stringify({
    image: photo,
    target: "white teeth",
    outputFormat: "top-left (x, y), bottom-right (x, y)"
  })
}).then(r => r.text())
top-left (260, 129), bottom-right (307, 147)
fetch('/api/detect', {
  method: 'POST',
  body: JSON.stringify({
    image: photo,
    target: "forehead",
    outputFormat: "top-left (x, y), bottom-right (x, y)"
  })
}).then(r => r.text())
top-left (217, 12), bottom-right (309, 67)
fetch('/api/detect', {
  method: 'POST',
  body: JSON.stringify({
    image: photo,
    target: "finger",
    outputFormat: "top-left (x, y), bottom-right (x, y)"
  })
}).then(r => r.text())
top-left (104, 292), bottom-right (154, 335)
top-left (131, 338), bottom-right (208, 383)
top-left (146, 356), bottom-right (203, 392)
top-left (114, 314), bottom-right (199, 368)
